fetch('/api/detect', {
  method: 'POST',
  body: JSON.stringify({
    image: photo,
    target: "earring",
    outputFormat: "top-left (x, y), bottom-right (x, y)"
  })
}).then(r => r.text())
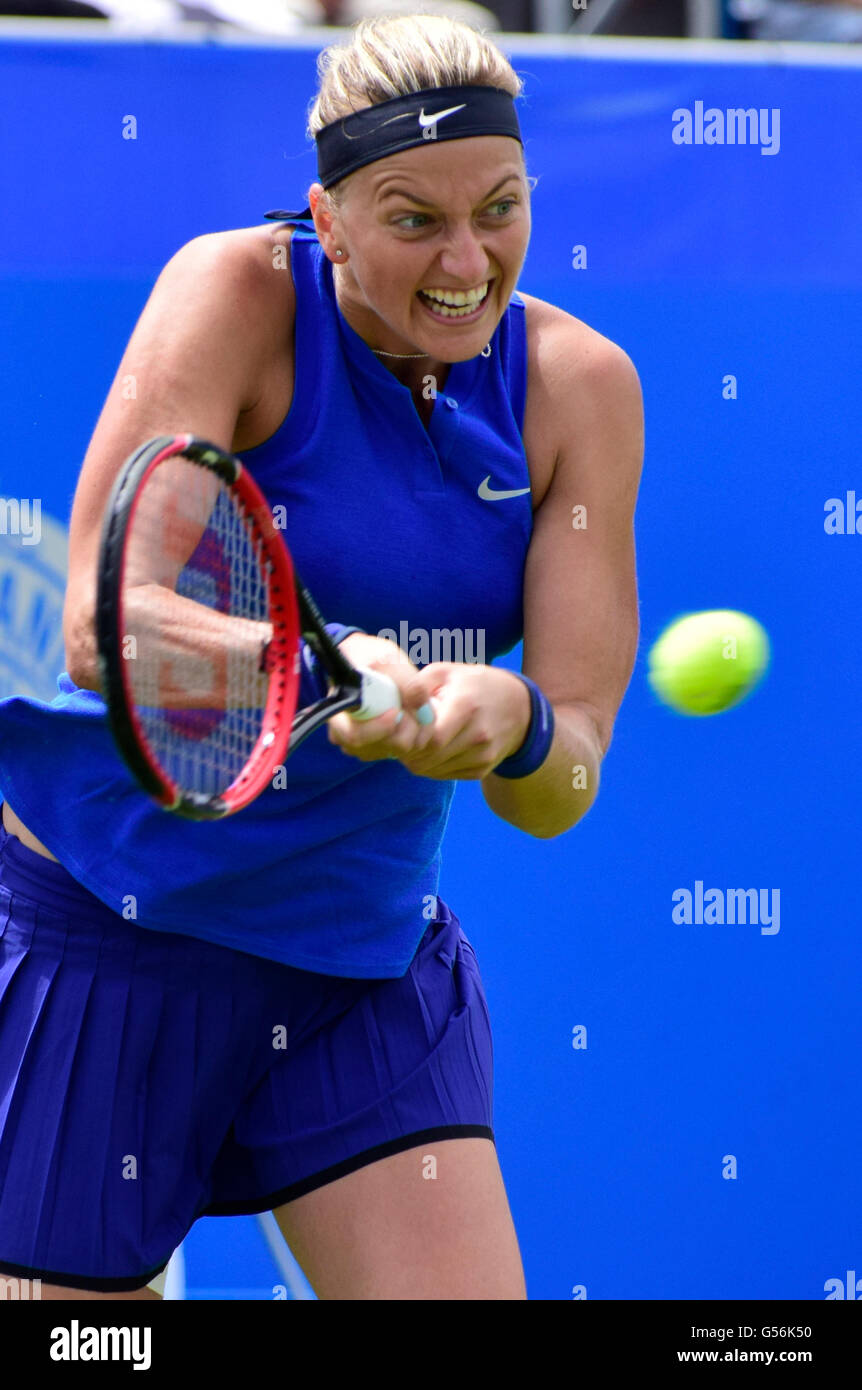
top-left (335, 249), bottom-right (343, 257)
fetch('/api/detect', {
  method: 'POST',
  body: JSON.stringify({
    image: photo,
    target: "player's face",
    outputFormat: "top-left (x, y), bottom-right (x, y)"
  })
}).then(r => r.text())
top-left (316, 136), bottom-right (531, 362)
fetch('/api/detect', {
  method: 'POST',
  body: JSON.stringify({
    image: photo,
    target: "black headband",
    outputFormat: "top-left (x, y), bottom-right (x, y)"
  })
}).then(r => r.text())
top-left (264, 84), bottom-right (523, 222)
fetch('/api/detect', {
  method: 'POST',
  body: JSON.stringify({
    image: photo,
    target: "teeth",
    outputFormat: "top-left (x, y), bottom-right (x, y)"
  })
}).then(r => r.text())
top-left (419, 282), bottom-right (490, 317)
top-left (420, 282), bottom-right (489, 307)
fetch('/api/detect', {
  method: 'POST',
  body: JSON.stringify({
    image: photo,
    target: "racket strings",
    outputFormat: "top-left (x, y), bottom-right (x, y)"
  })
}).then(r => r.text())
top-left (124, 455), bottom-right (275, 798)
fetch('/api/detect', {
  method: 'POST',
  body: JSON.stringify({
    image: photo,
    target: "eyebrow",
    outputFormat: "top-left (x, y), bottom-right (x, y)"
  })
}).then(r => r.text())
top-left (377, 173), bottom-right (522, 207)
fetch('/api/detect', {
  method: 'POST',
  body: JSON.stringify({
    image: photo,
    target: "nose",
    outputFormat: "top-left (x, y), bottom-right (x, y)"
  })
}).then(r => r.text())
top-left (436, 226), bottom-right (492, 285)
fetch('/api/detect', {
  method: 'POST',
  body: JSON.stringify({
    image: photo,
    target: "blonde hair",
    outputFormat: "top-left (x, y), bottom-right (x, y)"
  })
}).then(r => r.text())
top-left (305, 14), bottom-right (530, 213)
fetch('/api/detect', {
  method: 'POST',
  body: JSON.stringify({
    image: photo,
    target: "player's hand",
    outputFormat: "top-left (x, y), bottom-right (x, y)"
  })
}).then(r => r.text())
top-left (326, 633), bottom-right (438, 760)
top-left (329, 646), bottom-right (532, 781)
top-left (395, 662), bottom-right (531, 779)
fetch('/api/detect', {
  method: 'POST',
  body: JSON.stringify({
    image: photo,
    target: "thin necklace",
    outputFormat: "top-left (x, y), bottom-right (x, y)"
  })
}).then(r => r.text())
top-left (371, 348), bottom-right (430, 359)
top-left (371, 344), bottom-right (492, 358)
top-left (335, 267), bottom-right (429, 358)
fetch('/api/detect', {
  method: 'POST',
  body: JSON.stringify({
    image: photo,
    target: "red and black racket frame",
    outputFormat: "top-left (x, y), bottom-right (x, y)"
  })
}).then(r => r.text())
top-left (97, 434), bottom-right (368, 819)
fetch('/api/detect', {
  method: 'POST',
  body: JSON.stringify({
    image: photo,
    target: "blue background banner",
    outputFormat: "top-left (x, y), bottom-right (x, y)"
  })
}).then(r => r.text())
top-left (0, 29), bottom-right (859, 1300)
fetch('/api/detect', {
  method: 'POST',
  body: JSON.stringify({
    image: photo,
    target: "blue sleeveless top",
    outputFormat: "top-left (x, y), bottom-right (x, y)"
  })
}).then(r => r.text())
top-left (0, 225), bottom-right (532, 977)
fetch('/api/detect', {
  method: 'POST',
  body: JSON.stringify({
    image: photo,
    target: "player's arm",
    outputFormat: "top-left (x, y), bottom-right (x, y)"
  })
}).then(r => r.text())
top-left (481, 324), bottom-right (644, 838)
top-left (62, 232), bottom-right (277, 692)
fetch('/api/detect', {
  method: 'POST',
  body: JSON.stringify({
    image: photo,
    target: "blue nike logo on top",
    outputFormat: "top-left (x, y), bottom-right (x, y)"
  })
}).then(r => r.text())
top-left (478, 477), bottom-right (531, 501)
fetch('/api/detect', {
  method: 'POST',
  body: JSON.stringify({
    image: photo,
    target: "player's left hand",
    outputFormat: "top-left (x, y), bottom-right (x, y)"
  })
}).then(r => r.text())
top-left (329, 661), bottom-right (532, 781)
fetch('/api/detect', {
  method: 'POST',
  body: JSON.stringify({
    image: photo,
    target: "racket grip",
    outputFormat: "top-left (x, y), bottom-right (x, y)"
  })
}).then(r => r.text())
top-left (351, 667), bottom-right (403, 721)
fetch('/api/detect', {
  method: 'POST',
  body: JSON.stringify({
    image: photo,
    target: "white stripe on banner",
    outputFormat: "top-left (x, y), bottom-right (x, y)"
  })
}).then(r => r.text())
top-left (3, 20), bottom-right (862, 70)
top-left (163, 1244), bottom-right (187, 1301)
top-left (256, 1212), bottom-right (316, 1301)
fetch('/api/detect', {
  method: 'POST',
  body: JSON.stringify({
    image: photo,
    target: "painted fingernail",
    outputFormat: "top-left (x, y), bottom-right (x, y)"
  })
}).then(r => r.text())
top-left (394, 709), bottom-right (405, 726)
top-left (415, 703), bottom-right (434, 725)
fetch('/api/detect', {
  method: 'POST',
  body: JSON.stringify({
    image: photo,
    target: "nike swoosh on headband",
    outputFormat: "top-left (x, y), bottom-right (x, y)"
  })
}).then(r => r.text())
top-left (477, 477), bottom-right (531, 501)
top-left (418, 104), bottom-right (467, 129)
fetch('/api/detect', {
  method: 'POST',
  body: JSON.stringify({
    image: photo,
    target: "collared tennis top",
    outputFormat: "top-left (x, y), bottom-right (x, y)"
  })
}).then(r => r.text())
top-left (0, 224), bottom-right (532, 977)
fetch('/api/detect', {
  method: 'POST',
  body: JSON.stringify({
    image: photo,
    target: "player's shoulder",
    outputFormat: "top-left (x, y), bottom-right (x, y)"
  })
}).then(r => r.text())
top-left (516, 288), bottom-right (640, 396)
top-left (515, 290), bottom-right (642, 507)
top-left (161, 223), bottom-right (297, 313)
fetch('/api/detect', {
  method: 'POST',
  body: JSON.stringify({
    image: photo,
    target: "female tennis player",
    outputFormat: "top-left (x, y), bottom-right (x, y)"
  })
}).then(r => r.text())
top-left (0, 14), bottom-right (642, 1300)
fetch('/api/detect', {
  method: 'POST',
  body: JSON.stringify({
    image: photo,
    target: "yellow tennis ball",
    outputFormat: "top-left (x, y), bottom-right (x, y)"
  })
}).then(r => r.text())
top-left (647, 610), bottom-right (770, 716)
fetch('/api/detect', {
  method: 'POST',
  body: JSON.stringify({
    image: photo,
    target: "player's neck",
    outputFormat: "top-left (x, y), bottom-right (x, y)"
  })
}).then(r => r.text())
top-left (332, 273), bottom-right (450, 397)
top-left (378, 357), bottom-right (451, 399)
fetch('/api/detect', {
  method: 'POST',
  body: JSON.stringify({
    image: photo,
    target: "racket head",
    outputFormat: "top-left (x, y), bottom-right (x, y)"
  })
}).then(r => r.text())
top-left (97, 434), bottom-right (300, 818)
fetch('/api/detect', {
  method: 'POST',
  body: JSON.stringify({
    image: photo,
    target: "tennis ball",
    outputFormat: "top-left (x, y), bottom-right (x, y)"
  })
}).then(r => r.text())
top-left (647, 610), bottom-right (770, 716)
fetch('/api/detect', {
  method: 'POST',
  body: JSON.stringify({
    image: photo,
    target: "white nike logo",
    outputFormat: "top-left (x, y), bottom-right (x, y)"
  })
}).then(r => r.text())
top-left (418, 104), bottom-right (466, 130)
top-left (478, 477), bottom-right (531, 501)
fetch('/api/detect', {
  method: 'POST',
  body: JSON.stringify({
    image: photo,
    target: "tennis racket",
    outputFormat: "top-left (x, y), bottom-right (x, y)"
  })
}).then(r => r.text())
top-left (96, 433), bottom-right (404, 819)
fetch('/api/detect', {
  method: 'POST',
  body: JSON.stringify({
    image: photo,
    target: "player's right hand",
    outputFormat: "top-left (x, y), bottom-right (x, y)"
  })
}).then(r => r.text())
top-left (327, 633), bottom-right (437, 761)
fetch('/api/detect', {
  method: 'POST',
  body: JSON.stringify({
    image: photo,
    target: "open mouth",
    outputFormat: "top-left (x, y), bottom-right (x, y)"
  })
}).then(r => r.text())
top-left (417, 281), bottom-right (491, 321)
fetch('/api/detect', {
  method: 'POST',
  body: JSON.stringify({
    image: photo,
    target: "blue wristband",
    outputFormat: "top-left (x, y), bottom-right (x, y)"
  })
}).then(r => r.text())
top-left (299, 625), bottom-right (365, 704)
top-left (492, 674), bottom-right (555, 779)
top-left (327, 625), bottom-right (365, 648)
